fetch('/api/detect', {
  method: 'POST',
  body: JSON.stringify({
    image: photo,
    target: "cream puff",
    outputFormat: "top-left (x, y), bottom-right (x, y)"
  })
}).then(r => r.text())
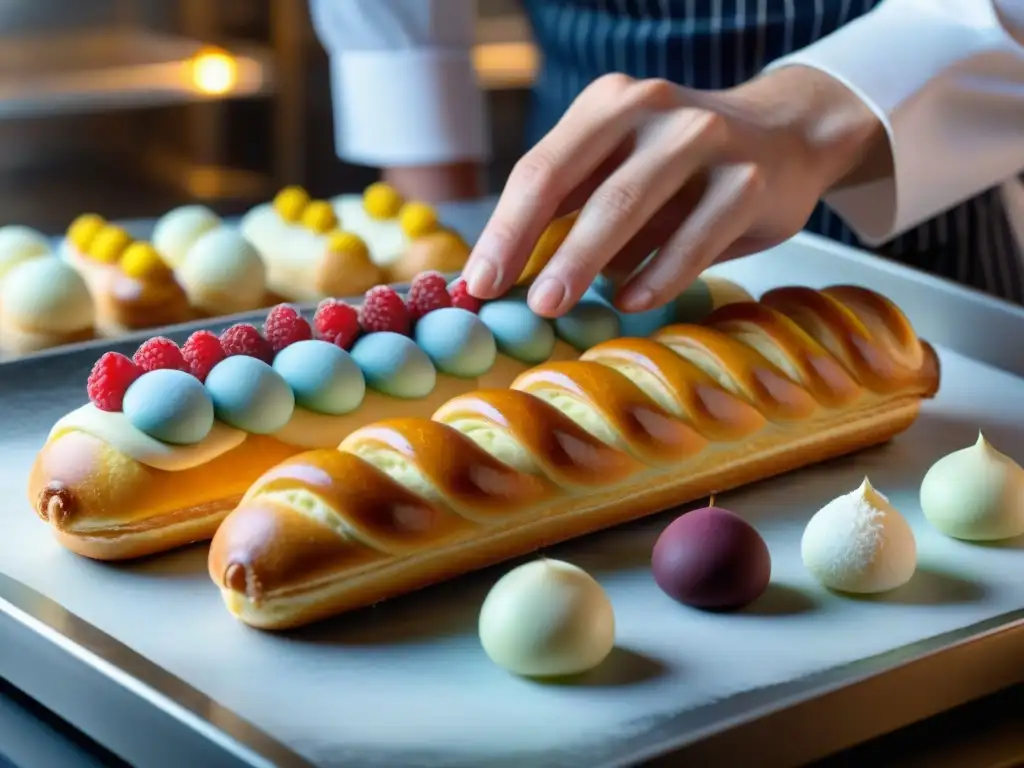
top-left (241, 188), bottom-right (385, 300)
top-left (0, 256), bottom-right (94, 358)
top-left (921, 433), bottom-right (1024, 541)
top-left (178, 227), bottom-right (269, 316)
top-left (478, 559), bottom-right (616, 677)
top-left (802, 478), bottom-right (917, 594)
top-left (0, 225), bottom-right (51, 280)
top-left (95, 241), bottom-right (193, 335)
top-left (152, 205), bottom-right (222, 269)
top-left (335, 183), bottom-right (472, 280)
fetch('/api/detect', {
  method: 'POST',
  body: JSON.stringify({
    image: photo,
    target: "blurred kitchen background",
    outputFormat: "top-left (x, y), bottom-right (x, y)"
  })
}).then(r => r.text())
top-left (0, 0), bottom-right (533, 231)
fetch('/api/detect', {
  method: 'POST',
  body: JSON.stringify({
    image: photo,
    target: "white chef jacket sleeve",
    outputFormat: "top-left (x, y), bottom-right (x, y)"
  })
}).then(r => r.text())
top-left (309, 0), bottom-right (490, 167)
top-left (767, 0), bottom-right (1024, 246)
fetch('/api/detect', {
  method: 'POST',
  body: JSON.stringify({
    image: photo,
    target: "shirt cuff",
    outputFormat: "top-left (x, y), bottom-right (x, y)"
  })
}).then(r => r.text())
top-left (330, 49), bottom-right (490, 167)
top-left (766, 0), bottom-right (1018, 246)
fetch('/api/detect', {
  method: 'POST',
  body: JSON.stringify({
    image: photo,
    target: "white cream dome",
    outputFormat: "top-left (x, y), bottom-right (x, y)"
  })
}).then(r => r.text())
top-left (801, 477), bottom-right (917, 594)
top-left (478, 559), bottom-right (615, 677)
top-left (152, 205), bottom-right (221, 268)
top-left (921, 433), bottom-right (1024, 541)
top-left (1, 257), bottom-right (93, 333)
top-left (179, 228), bottom-right (266, 314)
top-left (0, 225), bottom-right (50, 280)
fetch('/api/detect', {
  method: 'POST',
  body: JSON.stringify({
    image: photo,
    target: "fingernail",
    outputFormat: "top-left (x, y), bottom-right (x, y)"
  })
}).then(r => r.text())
top-left (529, 278), bottom-right (567, 316)
top-left (465, 258), bottom-right (499, 296)
top-left (618, 286), bottom-right (654, 313)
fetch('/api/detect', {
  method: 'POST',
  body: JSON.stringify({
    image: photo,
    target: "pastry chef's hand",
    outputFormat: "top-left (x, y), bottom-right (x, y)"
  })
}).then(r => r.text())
top-left (463, 67), bottom-right (890, 317)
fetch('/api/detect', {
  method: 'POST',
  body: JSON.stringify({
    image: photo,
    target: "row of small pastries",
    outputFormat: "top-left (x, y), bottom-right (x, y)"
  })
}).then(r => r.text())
top-left (0, 214), bottom-right (270, 360)
top-left (0, 182), bottom-right (470, 358)
top-left (239, 183), bottom-right (472, 302)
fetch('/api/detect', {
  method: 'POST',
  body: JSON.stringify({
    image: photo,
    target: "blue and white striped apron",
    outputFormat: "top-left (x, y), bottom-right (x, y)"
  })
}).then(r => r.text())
top-left (520, 0), bottom-right (1024, 305)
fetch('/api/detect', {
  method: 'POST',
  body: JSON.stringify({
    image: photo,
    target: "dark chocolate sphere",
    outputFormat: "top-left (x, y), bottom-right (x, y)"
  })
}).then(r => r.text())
top-left (651, 506), bottom-right (771, 611)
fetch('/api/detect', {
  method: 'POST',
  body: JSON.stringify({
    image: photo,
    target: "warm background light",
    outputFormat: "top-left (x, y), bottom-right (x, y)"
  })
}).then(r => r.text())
top-left (190, 46), bottom-right (238, 95)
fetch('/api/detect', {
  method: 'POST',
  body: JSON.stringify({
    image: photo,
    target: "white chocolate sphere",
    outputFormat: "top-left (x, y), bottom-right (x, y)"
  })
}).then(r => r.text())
top-left (179, 228), bottom-right (266, 314)
top-left (1, 257), bottom-right (93, 333)
top-left (478, 559), bottom-right (615, 677)
top-left (802, 477), bottom-right (917, 594)
top-left (0, 225), bottom-right (50, 280)
top-left (921, 433), bottom-right (1024, 541)
top-left (152, 205), bottom-right (221, 268)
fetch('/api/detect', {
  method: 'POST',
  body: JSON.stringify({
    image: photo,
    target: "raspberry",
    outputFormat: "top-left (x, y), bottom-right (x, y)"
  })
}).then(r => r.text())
top-left (313, 299), bottom-right (360, 350)
top-left (406, 271), bottom-right (452, 320)
top-left (219, 323), bottom-right (274, 363)
top-left (133, 337), bottom-right (187, 372)
top-left (263, 304), bottom-right (312, 353)
top-left (448, 279), bottom-right (481, 313)
top-left (182, 330), bottom-right (225, 382)
top-left (359, 285), bottom-right (410, 335)
top-left (87, 352), bottom-right (142, 411)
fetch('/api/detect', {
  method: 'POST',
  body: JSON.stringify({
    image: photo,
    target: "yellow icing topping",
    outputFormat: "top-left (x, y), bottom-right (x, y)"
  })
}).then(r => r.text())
top-left (327, 230), bottom-right (370, 261)
top-left (120, 242), bottom-right (171, 280)
top-left (88, 225), bottom-right (133, 264)
top-left (399, 202), bottom-right (439, 239)
top-left (273, 186), bottom-right (310, 223)
top-left (301, 200), bottom-right (338, 234)
top-left (67, 214), bottom-right (107, 252)
top-left (363, 182), bottom-right (404, 219)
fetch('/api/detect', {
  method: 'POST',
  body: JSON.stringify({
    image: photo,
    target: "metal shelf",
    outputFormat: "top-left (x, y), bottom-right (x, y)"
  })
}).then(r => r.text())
top-left (0, 29), bottom-right (275, 119)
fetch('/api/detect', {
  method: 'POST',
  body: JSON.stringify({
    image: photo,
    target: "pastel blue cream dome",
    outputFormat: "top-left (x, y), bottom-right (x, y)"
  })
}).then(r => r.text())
top-left (554, 301), bottom-right (621, 350)
top-left (478, 299), bottom-right (555, 363)
top-left (350, 331), bottom-right (436, 398)
top-left (122, 369), bottom-right (214, 444)
top-left (204, 355), bottom-right (295, 433)
top-left (273, 339), bottom-right (366, 415)
top-left (414, 307), bottom-right (497, 377)
top-left (583, 275), bottom-right (715, 335)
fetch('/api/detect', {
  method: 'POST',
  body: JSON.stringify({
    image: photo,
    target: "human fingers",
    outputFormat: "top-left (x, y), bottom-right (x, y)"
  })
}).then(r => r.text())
top-left (553, 138), bottom-right (636, 218)
top-left (600, 185), bottom-right (703, 285)
top-left (616, 163), bottom-right (765, 311)
top-left (527, 106), bottom-right (725, 316)
top-left (464, 75), bottom-right (665, 300)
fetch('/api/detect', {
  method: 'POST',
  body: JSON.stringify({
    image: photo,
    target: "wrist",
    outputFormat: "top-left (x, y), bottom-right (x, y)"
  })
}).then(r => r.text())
top-left (382, 162), bottom-right (484, 204)
top-left (729, 65), bottom-right (891, 193)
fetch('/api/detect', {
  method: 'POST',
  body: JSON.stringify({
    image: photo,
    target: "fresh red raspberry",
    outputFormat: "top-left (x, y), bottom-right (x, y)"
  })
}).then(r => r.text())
top-left (263, 304), bottom-right (312, 353)
top-left (133, 337), bottom-right (187, 372)
top-left (182, 330), bottom-right (225, 382)
top-left (406, 271), bottom-right (451, 320)
top-left (448, 279), bottom-right (481, 312)
top-left (87, 352), bottom-right (142, 411)
top-left (313, 299), bottom-right (360, 349)
top-left (219, 323), bottom-right (274, 363)
top-left (359, 285), bottom-right (410, 335)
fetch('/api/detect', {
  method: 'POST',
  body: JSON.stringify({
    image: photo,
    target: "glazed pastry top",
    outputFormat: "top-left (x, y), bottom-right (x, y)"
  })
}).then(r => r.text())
top-left (50, 270), bottom-right (743, 471)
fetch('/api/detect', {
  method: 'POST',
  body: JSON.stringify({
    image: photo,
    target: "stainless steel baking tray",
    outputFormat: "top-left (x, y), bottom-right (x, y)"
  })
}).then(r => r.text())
top-left (2, 220), bottom-right (1024, 768)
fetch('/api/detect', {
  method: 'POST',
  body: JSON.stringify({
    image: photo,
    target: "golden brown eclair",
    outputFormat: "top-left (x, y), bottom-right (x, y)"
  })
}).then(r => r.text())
top-left (29, 433), bottom-right (298, 560)
top-left (209, 285), bottom-right (941, 630)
